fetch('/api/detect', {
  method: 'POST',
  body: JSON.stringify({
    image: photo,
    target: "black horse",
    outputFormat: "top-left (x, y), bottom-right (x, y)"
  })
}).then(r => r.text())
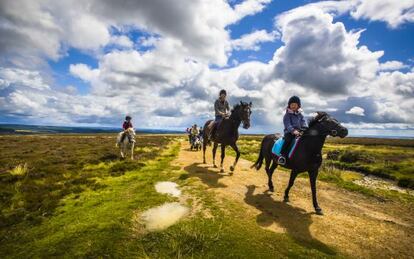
top-left (251, 112), bottom-right (348, 215)
top-left (203, 101), bottom-right (252, 173)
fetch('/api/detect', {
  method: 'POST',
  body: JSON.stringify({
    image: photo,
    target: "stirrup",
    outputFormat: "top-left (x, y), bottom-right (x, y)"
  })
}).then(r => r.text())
top-left (277, 156), bottom-right (286, 165)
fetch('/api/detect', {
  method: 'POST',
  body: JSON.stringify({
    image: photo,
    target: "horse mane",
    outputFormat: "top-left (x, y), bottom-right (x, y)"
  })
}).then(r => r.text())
top-left (231, 101), bottom-right (248, 113)
top-left (308, 112), bottom-right (328, 128)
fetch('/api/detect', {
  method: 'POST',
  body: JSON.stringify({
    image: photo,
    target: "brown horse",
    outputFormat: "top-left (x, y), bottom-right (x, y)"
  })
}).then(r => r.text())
top-left (202, 101), bottom-right (252, 173)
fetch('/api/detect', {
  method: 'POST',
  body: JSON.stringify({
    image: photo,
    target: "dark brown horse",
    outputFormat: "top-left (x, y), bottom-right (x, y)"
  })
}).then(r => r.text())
top-left (251, 112), bottom-right (348, 215)
top-left (203, 101), bottom-right (252, 173)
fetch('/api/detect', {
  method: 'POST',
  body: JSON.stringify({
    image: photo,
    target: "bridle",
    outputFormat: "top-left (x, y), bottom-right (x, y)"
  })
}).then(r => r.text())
top-left (300, 116), bottom-right (341, 137)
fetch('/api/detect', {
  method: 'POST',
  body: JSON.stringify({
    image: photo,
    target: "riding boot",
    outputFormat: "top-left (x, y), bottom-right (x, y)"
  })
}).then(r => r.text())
top-left (120, 132), bottom-right (126, 143)
top-left (278, 133), bottom-right (294, 165)
top-left (209, 123), bottom-right (217, 140)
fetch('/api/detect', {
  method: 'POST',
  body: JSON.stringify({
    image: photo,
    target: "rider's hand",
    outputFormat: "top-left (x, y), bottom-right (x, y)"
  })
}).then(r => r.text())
top-left (293, 130), bottom-right (300, 136)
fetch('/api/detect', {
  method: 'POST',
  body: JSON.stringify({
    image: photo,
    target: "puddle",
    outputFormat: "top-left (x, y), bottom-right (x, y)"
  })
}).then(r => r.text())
top-left (141, 202), bottom-right (189, 231)
top-left (353, 175), bottom-right (414, 196)
top-left (155, 181), bottom-right (181, 197)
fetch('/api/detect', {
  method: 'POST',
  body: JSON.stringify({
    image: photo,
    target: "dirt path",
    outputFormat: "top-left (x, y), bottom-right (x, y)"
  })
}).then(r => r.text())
top-left (174, 141), bottom-right (414, 258)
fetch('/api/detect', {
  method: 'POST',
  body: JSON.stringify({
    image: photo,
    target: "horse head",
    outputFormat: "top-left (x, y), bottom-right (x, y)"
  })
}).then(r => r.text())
top-left (308, 112), bottom-right (348, 138)
top-left (127, 127), bottom-right (136, 137)
top-left (232, 101), bottom-right (252, 129)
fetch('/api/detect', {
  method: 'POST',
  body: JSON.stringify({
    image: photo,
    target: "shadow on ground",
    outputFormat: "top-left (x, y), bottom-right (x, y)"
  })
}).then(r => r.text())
top-left (244, 185), bottom-right (337, 256)
top-left (183, 162), bottom-right (229, 188)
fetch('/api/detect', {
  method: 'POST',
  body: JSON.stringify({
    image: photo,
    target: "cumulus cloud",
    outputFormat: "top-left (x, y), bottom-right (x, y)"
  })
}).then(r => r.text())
top-left (0, 0), bottom-right (414, 135)
top-left (69, 64), bottom-right (99, 82)
top-left (0, 68), bottom-right (49, 90)
top-left (346, 106), bottom-right (365, 116)
top-left (231, 29), bottom-right (279, 51)
top-left (272, 6), bottom-right (383, 95)
top-left (350, 0), bottom-right (414, 28)
top-left (378, 60), bottom-right (409, 71)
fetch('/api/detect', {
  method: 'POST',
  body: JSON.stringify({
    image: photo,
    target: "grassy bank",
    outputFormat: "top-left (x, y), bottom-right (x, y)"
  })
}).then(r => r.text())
top-left (1, 135), bottom-right (344, 258)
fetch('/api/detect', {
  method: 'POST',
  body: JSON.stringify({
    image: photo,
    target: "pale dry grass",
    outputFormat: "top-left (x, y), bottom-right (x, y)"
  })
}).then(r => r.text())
top-left (140, 202), bottom-right (189, 231)
top-left (10, 163), bottom-right (28, 176)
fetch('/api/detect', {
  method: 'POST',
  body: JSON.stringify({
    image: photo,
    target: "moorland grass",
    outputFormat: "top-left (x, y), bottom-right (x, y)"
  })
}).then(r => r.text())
top-left (1, 135), bottom-right (342, 258)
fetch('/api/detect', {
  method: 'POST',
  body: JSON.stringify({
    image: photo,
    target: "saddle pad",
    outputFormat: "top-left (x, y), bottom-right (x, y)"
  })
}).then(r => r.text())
top-left (271, 137), bottom-right (300, 158)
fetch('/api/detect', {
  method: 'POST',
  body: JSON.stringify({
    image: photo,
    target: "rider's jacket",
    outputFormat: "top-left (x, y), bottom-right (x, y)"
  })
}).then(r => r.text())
top-left (283, 108), bottom-right (307, 134)
top-left (214, 98), bottom-right (230, 117)
top-left (123, 120), bottom-right (133, 130)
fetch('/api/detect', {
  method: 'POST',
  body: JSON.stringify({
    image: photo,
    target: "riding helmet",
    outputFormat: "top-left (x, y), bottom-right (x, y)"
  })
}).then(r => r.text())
top-left (219, 89), bottom-right (227, 96)
top-left (125, 115), bottom-right (132, 120)
top-left (288, 96), bottom-right (301, 107)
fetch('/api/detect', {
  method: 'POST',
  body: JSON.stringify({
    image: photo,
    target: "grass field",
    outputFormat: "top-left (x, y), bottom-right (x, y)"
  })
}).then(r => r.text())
top-left (0, 134), bottom-right (341, 258)
top-left (0, 134), bottom-right (413, 258)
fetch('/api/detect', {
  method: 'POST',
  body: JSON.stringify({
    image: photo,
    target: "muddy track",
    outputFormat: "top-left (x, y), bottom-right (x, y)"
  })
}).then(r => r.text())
top-left (174, 141), bottom-right (414, 258)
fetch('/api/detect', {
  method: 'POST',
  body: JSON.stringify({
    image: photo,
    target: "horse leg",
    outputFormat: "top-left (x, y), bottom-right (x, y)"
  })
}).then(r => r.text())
top-left (130, 143), bottom-right (134, 160)
top-left (309, 169), bottom-right (323, 215)
top-left (229, 143), bottom-right (240, 172)
top-left (220, 144), bottom-right (225, 173)
top-left (212, 142), bottom-right (218, 168)
top-left (283, 170), bottom-right (298, 202)
top-left (120, 144), bottom-right (124, 159)
top-left (266, 160), bottom-right (277, 192)
top-left (202, 138), bottom-right (207, 163)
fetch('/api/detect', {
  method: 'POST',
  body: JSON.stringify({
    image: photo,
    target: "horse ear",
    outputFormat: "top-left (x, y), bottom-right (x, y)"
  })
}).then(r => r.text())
top-left (249, 102), bottom-right (252, 107)
top-left (240, 101), bottom-right (243, 105)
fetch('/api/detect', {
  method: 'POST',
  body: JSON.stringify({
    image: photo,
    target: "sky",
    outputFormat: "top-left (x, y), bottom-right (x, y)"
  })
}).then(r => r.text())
top-left (0, 0), bottom-right (414, 137)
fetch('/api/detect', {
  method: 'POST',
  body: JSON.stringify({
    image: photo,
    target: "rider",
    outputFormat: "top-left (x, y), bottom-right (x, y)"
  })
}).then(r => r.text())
top-left (121, 115), bottom-right (133, 143)
top-left (198, 127), bottom-right (203, 139)
top-left (278, 96), bottom-right (307, 165)
top-left (209, 89), bottom-right (230, 139)
top-left (190, 124), bottom-right (199, 144)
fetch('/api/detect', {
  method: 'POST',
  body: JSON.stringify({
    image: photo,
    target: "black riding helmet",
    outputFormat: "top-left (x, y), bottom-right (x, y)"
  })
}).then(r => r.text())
top-left (125, 115), bottom-right (132, 121)
top-left (219, 89), bottom-right (227, 96)
top-left (288, 96), bottom-right (301, 108)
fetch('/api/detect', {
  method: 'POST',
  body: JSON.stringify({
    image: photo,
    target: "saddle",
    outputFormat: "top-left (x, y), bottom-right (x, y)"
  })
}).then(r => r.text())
top-left (271, 137), bottom-right (300, 159)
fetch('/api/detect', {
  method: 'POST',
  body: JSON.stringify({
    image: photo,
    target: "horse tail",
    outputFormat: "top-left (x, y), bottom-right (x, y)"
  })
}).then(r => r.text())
top-left (203, 120), bottom-right (213, 145)
top-left (251, 137), bottom-right (266, 170)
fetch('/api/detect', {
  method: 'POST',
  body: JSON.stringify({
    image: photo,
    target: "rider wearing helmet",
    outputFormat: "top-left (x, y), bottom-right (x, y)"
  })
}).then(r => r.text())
top-left (209, 89), bottom-right (230, 139)
top-left (278, 96), bottom-right (307, 165)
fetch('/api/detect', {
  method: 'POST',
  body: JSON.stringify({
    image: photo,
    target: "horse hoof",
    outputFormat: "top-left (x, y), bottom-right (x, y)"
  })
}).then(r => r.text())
top-left (315, 208), bottom-right (323, 215)
top-left (283, 197), bottom-right (289, 203)
top-left (230, 166), bottom-right (235, 172)
top-left (220, 169), bottom-right (224, 173)
top-left (214, 165), bottom-right (218, 168)
top-left (269, 188), bottom-right (274, 193)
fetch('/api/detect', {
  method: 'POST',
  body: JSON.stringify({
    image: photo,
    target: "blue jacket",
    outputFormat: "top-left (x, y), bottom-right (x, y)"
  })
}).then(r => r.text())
top-left (283, 108), bottom-right (308, 134)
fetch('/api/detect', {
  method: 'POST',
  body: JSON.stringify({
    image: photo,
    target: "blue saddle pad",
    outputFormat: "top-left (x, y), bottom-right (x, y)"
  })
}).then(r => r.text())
top-left (271, 137), bottom-right (300, 158)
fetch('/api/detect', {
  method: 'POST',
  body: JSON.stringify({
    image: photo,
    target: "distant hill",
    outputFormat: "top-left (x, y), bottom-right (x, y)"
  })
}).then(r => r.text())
top-left (0, 124), bottom-right (183, 135)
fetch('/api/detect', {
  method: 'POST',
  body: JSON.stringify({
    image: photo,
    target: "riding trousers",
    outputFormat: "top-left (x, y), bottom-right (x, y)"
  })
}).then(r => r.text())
top-left (280, 132), bottom-right (295, 157)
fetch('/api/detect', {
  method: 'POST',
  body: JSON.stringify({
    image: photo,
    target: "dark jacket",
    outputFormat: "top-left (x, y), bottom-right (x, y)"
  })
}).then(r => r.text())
top-left (283, 108), bottom-right (307, 134)
top-left (214, 99), bottom-right (230, 117)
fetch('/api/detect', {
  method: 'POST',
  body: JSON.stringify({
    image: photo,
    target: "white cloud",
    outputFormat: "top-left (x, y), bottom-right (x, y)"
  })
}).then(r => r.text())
top-left (0, 68), bottom-right (49, 90)
top-left (0, 0), bottom-right (414, 135)
top-left (231, 30), bottom-right (279, 51)
top-left (109, 35), bottom-right (134, 49)
top-left (69, 64), bottom-right (99, 82)
top-left (346, 106), bottom-right (365, 116)
top-left (378, 60), bottom-right (408, 71)
top-left (350, 0), bottom-right (414, 28)
top-left (272, 6), bottom-right (383, 94)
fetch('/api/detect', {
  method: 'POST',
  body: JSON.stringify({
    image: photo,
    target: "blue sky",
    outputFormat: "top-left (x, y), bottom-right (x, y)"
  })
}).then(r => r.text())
top-left (1, 0), bottom-right (414, 136)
